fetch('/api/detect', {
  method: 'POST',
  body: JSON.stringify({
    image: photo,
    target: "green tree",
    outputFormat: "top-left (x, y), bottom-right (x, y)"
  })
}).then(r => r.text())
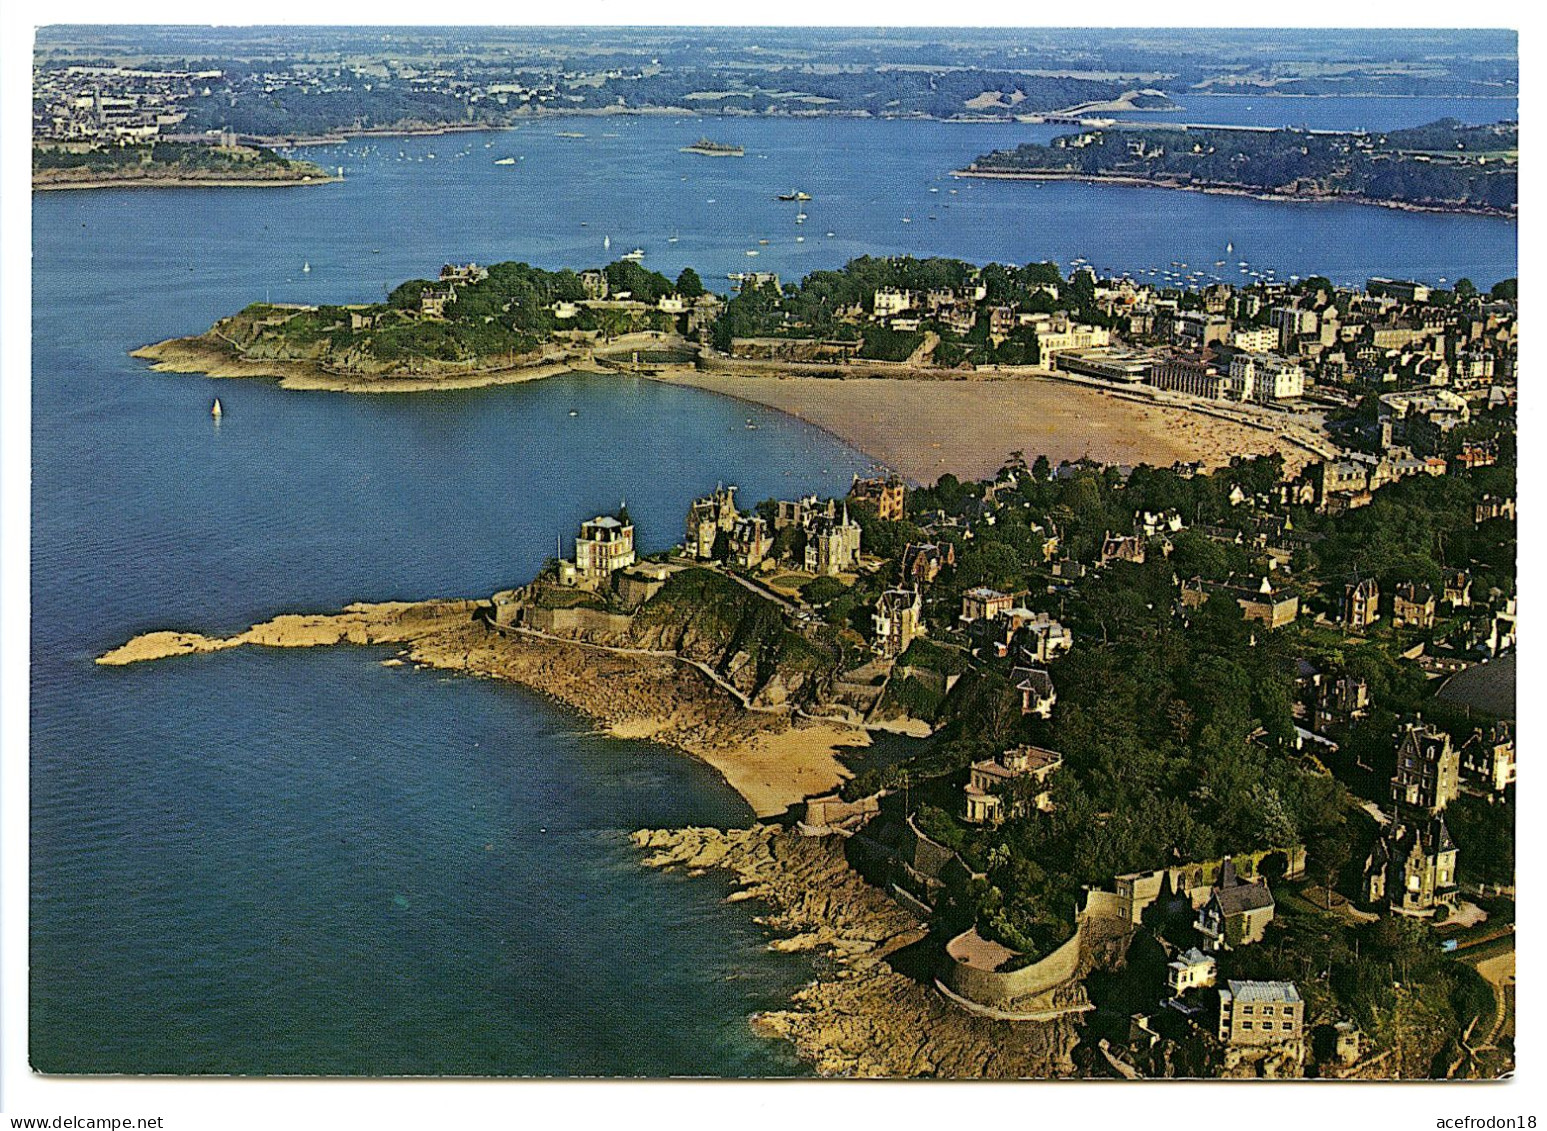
top-left (675, 267), bottom-right (705, 298)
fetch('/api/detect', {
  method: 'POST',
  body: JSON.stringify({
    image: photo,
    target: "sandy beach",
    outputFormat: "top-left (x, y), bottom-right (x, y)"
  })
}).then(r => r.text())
top-left (99, 599), bottom-right (862, 819)
top-left (642, 368), bottom-right (1303, 482)
top-left (132, 327), bottom-right (1317, 475)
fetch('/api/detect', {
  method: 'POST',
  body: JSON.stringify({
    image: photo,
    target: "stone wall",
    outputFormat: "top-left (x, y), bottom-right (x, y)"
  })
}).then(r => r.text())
top-left (526, 605), bottom-right (635, 640)
top-left (801, 792), bottom-right (882, 832)
top-left (1111, 845), bottom-right (1306, 923)
top-left (941, 927), bottom-right (1085, 1013)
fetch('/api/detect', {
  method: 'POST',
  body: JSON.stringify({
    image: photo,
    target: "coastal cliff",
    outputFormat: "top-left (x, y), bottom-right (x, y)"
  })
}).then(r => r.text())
top-left (634, 826), bottom-right (1082, 1078)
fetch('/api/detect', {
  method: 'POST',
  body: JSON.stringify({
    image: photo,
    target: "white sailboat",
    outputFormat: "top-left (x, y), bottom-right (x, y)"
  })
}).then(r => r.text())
top-left (604, 235), bottom-right (611, 251)
top-left (211, 398), bottom-right (223, 419)
top-left (302, 262), bottom-right (311, 273)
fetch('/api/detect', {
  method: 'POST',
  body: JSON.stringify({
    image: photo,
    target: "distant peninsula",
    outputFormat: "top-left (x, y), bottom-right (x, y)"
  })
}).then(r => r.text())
top-left (957, 119), bottom-right (1517, 216)
top-left (32, 139), bottom-right (339, 190)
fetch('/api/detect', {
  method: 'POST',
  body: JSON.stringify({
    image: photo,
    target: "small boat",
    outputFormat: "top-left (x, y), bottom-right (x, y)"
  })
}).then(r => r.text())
top-left (825, 231), bottom-right (835, 237)
top-left (758, 239), bottom-right (769, 246)
top-left (302, 262), bottom-right (311, 273)
top-left (745, 249), bottom-right (760, 257)
top-left (556, 131), bottom-right (586, 139)
top-left (604, 235), bottom-right (611, 250)
top-left (795, 236), bottom-right (805, 242)
top-left (569, 410), bottom-right (579, 417)
top-left (795, 212), bottom-right (807, 223)
top-left (667, 232), bottom-right (680, 244)
top-left (622, 248), bottom-right (646, 261)
top-left (211, 398), bottom-right (223, 419)
top-left (494, 157), bottom-right (517, 165)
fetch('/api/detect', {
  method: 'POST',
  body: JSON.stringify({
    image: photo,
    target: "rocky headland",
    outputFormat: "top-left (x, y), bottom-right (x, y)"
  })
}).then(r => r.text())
top-left (130, 335), bottom-right (600, 394)
top-left (633, 826), bottom-right (1083, 1077)
top-left (98, 594), bottom-right (862, 818)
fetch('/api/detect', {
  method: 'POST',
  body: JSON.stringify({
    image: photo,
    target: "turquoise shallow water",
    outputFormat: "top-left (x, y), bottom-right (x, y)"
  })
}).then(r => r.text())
top-left (31, 104), bottom-right (1515, 1076)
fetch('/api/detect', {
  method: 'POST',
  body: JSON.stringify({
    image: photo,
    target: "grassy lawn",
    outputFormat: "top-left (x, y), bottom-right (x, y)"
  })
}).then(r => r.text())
top-left (766, 573), bottom-right (812, 592)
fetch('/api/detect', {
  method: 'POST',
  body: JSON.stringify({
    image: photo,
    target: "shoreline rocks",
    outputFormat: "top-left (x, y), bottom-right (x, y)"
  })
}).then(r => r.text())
top-left (633, 826), bottom-right (1083, 1078)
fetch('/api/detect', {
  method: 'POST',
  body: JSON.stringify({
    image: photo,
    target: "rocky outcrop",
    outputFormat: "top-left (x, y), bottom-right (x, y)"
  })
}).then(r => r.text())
top-left (100, 603), bottom-right (856, 818)
top-left (97, 600), bottom-right (480, 665)
top-left (634, 826), bottom-right (1082, 1078)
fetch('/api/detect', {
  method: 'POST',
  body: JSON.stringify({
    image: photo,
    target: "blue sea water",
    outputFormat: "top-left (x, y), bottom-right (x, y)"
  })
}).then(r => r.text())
top-left (1145, 90), bottom-right (1517, 132)
top-left (31, 103), bottom-right (1517, 1076)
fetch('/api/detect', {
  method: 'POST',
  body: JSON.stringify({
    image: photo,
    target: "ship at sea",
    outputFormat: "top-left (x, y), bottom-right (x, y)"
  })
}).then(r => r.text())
top-left (680, 138), bottom-right (744, 157)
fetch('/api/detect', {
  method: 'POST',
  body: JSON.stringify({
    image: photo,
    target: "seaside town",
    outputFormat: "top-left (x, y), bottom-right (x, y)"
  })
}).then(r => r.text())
top-left (29, 59), bottom-right (335, 187)
top-left (27, 22), bottom-right (1520, 1104)
top-left (532, 426), bottom-right (1512, 1078)
top-left (154, 251), bottom-right (1515, 476)
top-left (107, 253), bottom-right (1518, 1080)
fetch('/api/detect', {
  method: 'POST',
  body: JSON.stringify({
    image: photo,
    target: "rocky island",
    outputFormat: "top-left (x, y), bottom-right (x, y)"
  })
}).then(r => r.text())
top-left (957, 119), bottom-right (1517, 216)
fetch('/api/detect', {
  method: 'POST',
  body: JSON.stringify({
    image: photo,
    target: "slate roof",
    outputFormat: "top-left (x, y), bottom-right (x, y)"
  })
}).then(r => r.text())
top-left (1010, 666), bottom-right (1054, 697)
top-left (1215, 880), bottom-right (1275, 917)
top-left (1171, 947), bottom-right (1213, 969)
top-left (1225, 980), bottom-right (1301, 1004)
